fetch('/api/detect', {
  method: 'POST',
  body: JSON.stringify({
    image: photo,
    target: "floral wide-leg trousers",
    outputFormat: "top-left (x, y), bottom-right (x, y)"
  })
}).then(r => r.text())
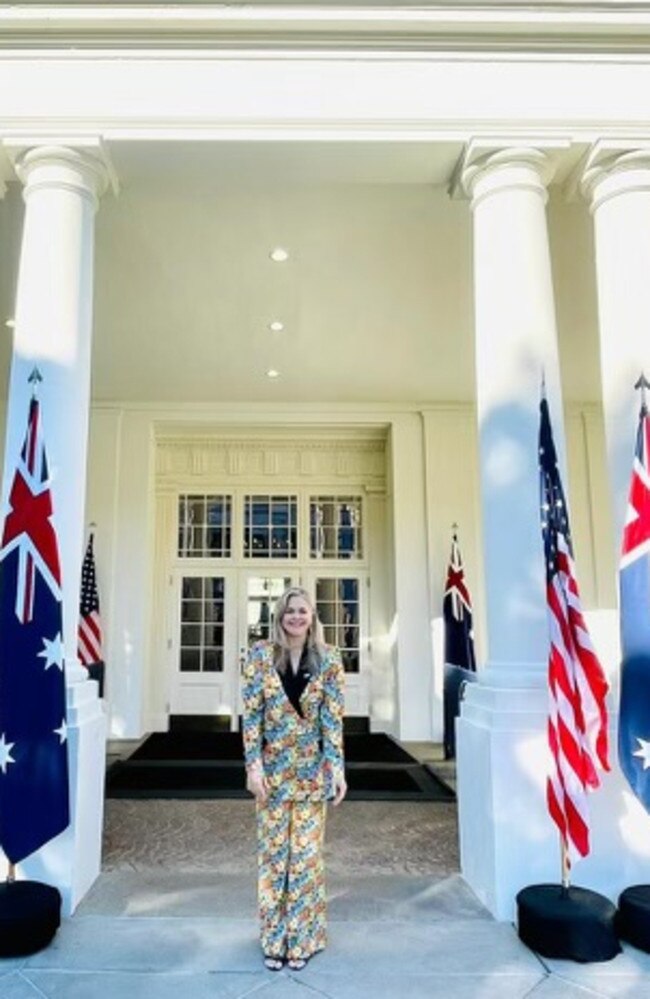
top-left (256, 799), bottom-right (327, 961)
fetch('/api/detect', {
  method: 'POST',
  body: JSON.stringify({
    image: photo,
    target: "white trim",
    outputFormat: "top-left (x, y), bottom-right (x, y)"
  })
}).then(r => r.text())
top-left (7, 4), bottom-right (650, 55)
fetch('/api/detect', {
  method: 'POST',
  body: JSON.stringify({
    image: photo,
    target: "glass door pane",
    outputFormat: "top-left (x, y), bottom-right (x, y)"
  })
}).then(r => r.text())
top-left (180, 576), bottom-right (226, 672)
top-left (245, 575), bottom-right (294, 645)
top-left (315, 577), bottom-right (361, 673)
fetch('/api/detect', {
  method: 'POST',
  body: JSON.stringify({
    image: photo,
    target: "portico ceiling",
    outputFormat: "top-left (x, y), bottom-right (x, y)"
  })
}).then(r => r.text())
top-left (0, 138), bottom-right (601, 405)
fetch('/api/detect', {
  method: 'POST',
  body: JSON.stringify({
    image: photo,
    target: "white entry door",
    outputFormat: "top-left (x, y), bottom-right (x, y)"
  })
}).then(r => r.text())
top-left (170, 569), bottom-right (368, 722)
top-left (234, 572), bottom-right (298, 721)
top-left (169, 570), bottom-right (238, 717)
top-left (304, 571), bottom-right (369, 717)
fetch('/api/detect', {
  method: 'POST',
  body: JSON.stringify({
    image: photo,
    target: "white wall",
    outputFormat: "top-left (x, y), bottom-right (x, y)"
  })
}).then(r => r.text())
top-left (388, 414), bottom-right (436, 740)
top-left (86, 407), bottom-right (154, 737)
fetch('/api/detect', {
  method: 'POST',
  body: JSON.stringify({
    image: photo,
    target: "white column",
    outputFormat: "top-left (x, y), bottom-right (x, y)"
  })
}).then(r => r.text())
top-left (456, 143), bottom-right (567, 919)
top-left (582, 146), bottom-right (650, 536)
top-left (2, 144), bottom-right (109, 913)
top-left (575, 145), bottom-right (650, 893)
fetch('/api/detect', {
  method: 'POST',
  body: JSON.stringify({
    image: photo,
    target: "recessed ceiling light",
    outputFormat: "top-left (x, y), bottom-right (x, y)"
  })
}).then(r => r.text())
top-left (267, 369), bottom-right (280, 379)
top-left (5, 319), bottom-right (15, 329)
top-left (268, 321), bottom-right (284, 332)
top-left (270, 248), bottom-right (289, 263)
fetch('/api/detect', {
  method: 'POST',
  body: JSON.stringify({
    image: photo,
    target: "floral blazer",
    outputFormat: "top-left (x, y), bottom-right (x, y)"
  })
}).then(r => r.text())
top-left (242, 640), bottom-right (345, 802)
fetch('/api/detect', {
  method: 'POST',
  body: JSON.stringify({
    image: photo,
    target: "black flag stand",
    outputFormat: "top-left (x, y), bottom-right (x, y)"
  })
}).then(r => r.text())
top-left (517, 833), bottom-right (620, 962)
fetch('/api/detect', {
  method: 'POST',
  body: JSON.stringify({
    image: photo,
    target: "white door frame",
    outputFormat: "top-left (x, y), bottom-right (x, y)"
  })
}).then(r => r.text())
top-left (169, 567), bottom-right (238, 718)
top-left (303, 568), bottom-right (370, 717)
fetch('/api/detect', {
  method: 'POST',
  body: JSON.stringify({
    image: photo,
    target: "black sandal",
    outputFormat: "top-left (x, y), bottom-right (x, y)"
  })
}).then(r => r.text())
top-left (287, 957), bottom-right (308, 971)
top-left (263, 955), bottom-right (284, 971)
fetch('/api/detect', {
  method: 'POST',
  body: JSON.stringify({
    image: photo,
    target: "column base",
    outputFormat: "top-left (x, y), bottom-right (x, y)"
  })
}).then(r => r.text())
top-left (457, 675), bottom-right (554, 921)
top-left (458, 671), bottom-right (650, 921)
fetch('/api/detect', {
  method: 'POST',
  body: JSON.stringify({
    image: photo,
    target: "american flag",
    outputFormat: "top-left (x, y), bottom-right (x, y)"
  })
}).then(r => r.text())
top-left (539, 395), bottom-right (609, 864)
top-left (0, 393), bottom-right (70, 864)
top-left (78, 533), bottom-right (103, 668)
top-left (618, 398), bottom-right (650, 811)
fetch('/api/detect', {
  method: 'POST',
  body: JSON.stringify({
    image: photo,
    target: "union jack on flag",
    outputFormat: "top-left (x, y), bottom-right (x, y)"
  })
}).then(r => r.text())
top-left (540, 395), bottom-right (609, 864)
top-left (0, 392), bottom-right (70, 864)
top-left (443, 532), bottom-right (476, 673)
top-left (619, 396), bottom-right (650, 811)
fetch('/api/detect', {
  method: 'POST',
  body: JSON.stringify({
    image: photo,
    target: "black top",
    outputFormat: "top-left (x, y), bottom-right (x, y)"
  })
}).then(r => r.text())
top-left (278, 648), bottom-right (312, 717)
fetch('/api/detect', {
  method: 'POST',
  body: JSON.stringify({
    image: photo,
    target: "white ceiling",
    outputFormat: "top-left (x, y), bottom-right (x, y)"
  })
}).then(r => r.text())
top-left (0, 139), bottom-right (601, 405)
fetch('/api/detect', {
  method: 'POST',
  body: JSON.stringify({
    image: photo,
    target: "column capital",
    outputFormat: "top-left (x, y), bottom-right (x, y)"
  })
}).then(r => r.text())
top-left (451, 138), bottom-right (570, 209)
top-left (2, 138), bottom-right (117, 209)
top-left (579, 140), bottom-right (650, 213)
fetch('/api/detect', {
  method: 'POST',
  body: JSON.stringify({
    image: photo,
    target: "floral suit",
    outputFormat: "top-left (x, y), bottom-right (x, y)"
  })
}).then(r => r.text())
top-left (242, 640), bottom-right (345, 961)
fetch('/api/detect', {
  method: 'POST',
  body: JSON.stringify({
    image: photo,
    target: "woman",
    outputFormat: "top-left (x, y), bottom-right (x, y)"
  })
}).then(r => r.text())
top-left (242, 586), bottom-right (347, 972)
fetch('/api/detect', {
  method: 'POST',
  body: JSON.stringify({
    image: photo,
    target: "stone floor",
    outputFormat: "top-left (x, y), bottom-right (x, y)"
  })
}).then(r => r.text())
top-left (3, 788), bottom-right (650, 995)
top-left (101, 799), bottom-right (460, 875)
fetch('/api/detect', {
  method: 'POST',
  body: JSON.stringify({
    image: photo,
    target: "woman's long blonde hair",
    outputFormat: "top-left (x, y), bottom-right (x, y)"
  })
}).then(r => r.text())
top-left (272, 586), bottom-right (325, 676)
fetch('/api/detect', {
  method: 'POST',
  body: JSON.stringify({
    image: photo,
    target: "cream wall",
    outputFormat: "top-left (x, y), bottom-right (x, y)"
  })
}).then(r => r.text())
top-left (84, 397), bottom-right (616, 744)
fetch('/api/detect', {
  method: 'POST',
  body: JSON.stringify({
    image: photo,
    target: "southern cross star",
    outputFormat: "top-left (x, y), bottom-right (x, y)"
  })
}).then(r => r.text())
top-left (633, 737), bottom-right (650, 770)
top-left (0, 733), bottom-right (15, 774)
top-left (38, 632), bottom-right (65, 671)
top-left (53, 720), bottom-right (68, 745)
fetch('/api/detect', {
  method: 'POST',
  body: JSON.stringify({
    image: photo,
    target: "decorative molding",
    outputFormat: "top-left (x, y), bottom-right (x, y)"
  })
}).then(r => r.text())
top-left (6, 4), bottom-right (650, 54)
top-left (450, 137), bottom-right (570, 199)
top-left (156, 434), bottom-right (387, 488)
top-left (2, 136), bottom-right (119, 196)
top-left (264, 451), bottom-right (279, 476)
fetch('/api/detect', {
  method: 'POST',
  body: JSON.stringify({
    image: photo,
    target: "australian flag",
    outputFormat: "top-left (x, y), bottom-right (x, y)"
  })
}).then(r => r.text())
top-left (619, 397), bottom-right (650, 811)
top-left (443, 530), bottom-right (477, 758)
top-left (0, 394), bottom-right (70, 864)
top-left (443, 532), bottom-right (477, 672)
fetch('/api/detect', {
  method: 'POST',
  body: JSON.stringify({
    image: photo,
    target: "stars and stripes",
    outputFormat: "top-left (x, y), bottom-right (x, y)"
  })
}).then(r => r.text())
top-left (0, 389), bottom-right (70, 864)
top-left (540, 395), bottom-right (609, 864)
top-left (78, 533), bottom-right (103, 668)
top-left (618, 393), bottom-right (650, 812)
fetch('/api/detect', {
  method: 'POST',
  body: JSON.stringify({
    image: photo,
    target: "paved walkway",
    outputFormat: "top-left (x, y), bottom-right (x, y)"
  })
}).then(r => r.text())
top-left (1, 800), bottom-right (650, 997)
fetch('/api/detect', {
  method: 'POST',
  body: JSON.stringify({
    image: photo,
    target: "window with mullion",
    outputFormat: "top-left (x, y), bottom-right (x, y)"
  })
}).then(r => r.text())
top-left (315, 577), bottom-right (360, 673)
top-left (179, 576), bottom-right (225, 672)
top-left (178, 495), bottom-right (232, 558)
top-left (243, 494), bottom-right (298, 559)
top-left (310, 496), bottom-right (363, 559)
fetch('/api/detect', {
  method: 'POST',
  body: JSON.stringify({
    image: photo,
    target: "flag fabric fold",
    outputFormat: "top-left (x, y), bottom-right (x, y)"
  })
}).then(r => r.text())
top-left (0, 396), bottom-right (70, 864)
top-left (442, 531), bottom-right (477, 759)
top-left (539, 396), bottom-right (609, 864)
top-left (78, 533), bottom-right (103, 669)
top-left (443, 533), bottom-right (476, 672)
top-left (619, 402), bottom-right (650, 811)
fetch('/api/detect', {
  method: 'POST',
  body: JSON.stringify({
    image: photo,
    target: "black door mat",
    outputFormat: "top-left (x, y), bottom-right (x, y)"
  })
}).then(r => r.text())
top-left (105, 760), bottom-right (455, 802)
top-left (128, 731), bottom-right (416, 765)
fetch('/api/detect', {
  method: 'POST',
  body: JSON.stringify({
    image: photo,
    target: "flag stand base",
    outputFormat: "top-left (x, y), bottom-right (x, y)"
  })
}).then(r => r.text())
top-left (617, 885), bottom-right (650, 952)
top-left (516, 884), bottom-right (621, 962)
top-left (0, 880), bottom-right (62, 956)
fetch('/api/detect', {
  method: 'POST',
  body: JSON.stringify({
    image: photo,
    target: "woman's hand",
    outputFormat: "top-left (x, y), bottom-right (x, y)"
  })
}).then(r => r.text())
top-left (246, 763), bottom-right (268, 804)
top-left (332, 774), bottom-right (347, 807)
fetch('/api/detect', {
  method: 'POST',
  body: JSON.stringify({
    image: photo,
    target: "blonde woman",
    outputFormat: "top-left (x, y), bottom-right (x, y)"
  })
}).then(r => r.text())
top-left (242, 586), bottom-right (347, 971)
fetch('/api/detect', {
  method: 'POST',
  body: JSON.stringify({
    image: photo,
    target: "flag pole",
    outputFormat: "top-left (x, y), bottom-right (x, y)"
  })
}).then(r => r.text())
top-left (560, 838), bottom-right (570, 893)
top-left (635, 372), bottom-right (650, 413)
